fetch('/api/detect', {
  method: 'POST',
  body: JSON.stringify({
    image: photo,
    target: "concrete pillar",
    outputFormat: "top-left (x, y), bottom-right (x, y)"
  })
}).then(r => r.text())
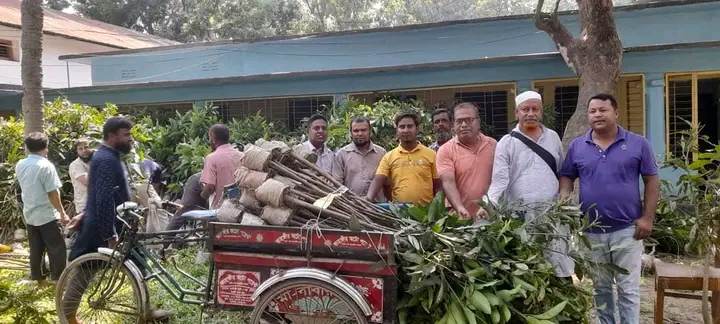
top-left (516, 79), bottom-right (533, 93)
top-left (645, 73), bottom-right (683, 182)
top-left (645, 73), bottom-right (666, 159)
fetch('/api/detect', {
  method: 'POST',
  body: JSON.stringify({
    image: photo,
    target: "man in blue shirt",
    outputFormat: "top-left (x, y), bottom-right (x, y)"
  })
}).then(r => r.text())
top-left (15, 132), bottom-right (69, 283)
top-left (69, 117), bottom-right (134, 260)
top-left (65, 117), bottom-right (171, 323)
top-left (560, 93), bottom-right (659, 324)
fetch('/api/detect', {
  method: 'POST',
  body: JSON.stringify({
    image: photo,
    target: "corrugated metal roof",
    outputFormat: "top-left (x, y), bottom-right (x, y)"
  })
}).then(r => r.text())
top-left (0, 0), bottom-right (178, 49)
top-left (59, 0), bottom-right (720, 59)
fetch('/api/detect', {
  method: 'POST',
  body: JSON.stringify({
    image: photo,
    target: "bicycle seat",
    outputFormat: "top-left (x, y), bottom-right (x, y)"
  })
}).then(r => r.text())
top-left (181, 210), bottom-right (218, 221)
top-left (116, 201), bottom-right (139, 214)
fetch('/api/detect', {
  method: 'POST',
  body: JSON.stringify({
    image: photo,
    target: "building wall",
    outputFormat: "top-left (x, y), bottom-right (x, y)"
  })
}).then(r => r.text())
top-left (0, 45), bottom-right (717, 184)
top-left (0, 25), bottom-right (115, 88)
top-left (83, 1), bottom-right (720, 86)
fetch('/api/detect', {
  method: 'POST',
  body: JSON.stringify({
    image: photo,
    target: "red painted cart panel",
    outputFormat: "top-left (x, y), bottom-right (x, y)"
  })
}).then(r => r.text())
top-left (209, 223), bottom-right (398, 324)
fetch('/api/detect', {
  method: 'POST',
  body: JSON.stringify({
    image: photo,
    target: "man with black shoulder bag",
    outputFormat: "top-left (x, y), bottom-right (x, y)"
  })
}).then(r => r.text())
top-left (485, 90), bottom-right (574, 281)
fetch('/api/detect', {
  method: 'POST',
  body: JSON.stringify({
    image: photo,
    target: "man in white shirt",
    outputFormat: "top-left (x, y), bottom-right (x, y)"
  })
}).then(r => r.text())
top-left (15, 132), bottom-right (69, 283)
top-left (293, 114), bottom-right (334, 173)
top-left (486, 90), bottom-right (574, 279)
top-left (68, 138), bottom-right (93, 214)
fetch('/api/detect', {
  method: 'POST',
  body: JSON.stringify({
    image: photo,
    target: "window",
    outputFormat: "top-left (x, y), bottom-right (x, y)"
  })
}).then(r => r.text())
top-left (623, 79), bottom-right (645, 135)
top-left (288, 97), bottom-right (333, 130)
top-left (455, 90), bottom-right (509, 139)
top-left (667, 78), bottom-right (692, 157)
top-left (213, 96), bottom-right (332, 129)
top-left (553, 86), bottom-right (579, 138)
top-left (0, 40), bottom-right (13, 61)
top-left (214, 98), bottom-right (288, 127)
top-left (667, 73), bottom-right (720, 156)
top-left (118, 102), bottom-right (192, 121)
top-left (535, 76), bottom-right (645, 137)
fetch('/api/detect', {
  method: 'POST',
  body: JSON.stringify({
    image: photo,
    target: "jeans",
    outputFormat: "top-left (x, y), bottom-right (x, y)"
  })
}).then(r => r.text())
top-left (26, 220), bottom-right (67, 280)
top-left (586, 225), bottom-right (643, 324)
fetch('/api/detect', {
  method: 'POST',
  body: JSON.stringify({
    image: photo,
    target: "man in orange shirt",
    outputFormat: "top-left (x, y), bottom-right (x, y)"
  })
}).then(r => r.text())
top-left (436, 102), bottom-right (496, 219)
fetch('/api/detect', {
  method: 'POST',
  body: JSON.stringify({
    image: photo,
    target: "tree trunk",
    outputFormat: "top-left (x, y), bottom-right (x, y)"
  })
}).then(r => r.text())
top-left (535, 0), bottom-right (622, 146)
top-left (21, 0), bottom-right (44, 136)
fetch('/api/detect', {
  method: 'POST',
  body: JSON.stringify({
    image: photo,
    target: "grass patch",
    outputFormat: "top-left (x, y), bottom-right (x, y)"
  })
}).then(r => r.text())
top-left (0, 245), bottom-right (249, 323)
top-left (0, 269), bottom-right (57, 323)
top-left (147, 246), bottom-right (249, 323)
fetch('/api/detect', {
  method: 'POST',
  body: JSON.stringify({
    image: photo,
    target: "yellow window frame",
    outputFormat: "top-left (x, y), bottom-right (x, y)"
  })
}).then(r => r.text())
top-left (664, 71), bottom-right (720, 156)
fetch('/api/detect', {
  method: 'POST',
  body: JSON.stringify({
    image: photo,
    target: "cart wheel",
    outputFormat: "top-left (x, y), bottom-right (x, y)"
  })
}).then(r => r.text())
top-left (55, 252), bottom-right (148, 324)
top-left (250, 278), bottom-right (368, 324)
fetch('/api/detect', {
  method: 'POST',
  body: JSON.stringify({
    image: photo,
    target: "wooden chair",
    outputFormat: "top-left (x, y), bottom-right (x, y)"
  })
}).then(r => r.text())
top-left (654, 259), bottom-right (720, 324)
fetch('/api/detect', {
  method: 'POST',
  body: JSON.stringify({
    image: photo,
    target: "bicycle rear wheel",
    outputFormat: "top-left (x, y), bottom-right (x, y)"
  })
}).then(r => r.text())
top-left (249, 278), bottom-right (368, 324)
top-left (55, 252), bottom-right (148, 324)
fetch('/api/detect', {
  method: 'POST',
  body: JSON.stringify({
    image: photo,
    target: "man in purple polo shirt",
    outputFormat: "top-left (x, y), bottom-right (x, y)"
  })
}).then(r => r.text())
top-left (559, 93), bottom-right (659, 324)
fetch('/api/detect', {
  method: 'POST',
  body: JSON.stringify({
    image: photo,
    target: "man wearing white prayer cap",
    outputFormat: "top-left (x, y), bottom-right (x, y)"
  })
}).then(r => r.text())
top-left (485, 90), bottom-right (574, 280)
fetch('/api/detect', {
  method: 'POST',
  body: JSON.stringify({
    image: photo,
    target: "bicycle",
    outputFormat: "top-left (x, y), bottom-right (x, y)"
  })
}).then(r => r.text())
top-left (54, 202), bottom-right (211, 323)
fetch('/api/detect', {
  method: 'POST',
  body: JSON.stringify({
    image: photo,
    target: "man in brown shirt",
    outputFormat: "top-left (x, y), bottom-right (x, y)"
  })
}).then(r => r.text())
top-left (332, 117), bottom-right (387, 196)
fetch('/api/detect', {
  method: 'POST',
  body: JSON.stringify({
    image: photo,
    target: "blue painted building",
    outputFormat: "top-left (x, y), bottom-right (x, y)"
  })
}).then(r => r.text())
top-left (1, 0), bottom-right (719, 170)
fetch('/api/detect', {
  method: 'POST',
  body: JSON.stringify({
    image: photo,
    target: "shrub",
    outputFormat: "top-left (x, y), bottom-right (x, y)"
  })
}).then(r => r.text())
top-left (228, 112), bottom-right (288, 147)
top-left (325, 98), bottom-right (433, 150)
top-left (144, 104), bottom-right (289, 196)
top-left (0, 98), bottom-right (140, 240)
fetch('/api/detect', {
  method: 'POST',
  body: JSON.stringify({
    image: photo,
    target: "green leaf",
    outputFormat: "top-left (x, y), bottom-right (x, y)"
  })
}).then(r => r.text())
top-left (530, 300), bottom-right (568, 320)
top-left (428, 191), bottom-right (446, 223)
top-left (433, 217), bottom-right (447, 233)
top-left (401, 252), bottom-right (424, 264)
top-left (408, 235), bottom-right (422, 251)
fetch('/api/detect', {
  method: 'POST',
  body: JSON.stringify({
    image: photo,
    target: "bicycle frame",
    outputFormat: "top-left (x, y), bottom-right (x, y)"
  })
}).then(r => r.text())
top-left (93, 207), bottom-right (217, 308)
top-left (129, 232), bottom-right (215, 306)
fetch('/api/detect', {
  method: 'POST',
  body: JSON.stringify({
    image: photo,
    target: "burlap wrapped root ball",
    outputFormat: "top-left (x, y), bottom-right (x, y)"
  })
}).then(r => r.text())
top-left (255, 178), bottom-right (289, 208)
top-left (240, 213), bottom-right (265, 226)
top-left (243, 144), bottom-right (272, 171)
top-left (239, 189), bottom-right (262, 210)
top-left (255, 139), bottom-right (290, 154)
top-left (235, 167), bottom-right (268, 190)
top-left (217, 199), bottom-right (244, 223)
top-left (261, 206), bottom-right (294, 226)
top-left (292, 144), bottom-right (318, 164)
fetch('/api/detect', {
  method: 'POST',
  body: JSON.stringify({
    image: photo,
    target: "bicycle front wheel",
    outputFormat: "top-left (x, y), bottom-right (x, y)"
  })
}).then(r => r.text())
top-left (249, 278), bottom-right (368, 324)
top-left (55, 252), bottom-right (148, 324)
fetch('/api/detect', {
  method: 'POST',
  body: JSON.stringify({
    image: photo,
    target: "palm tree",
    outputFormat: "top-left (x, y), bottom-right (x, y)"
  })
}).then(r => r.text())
top-left (21, 0), bottom-right (44, 135)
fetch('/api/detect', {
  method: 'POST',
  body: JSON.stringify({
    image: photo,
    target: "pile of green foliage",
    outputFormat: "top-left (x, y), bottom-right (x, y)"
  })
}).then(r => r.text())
top-left (394, 193), bottom-right (598, 323)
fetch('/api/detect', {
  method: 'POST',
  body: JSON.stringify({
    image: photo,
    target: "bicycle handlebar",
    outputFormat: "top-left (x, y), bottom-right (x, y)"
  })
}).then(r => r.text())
top-left (115, 202), bottom-right (147, 231)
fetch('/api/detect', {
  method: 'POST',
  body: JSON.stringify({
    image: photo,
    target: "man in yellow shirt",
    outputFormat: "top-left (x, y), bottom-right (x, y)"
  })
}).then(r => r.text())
top-left (366, 111), bottom-right (439, 205)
